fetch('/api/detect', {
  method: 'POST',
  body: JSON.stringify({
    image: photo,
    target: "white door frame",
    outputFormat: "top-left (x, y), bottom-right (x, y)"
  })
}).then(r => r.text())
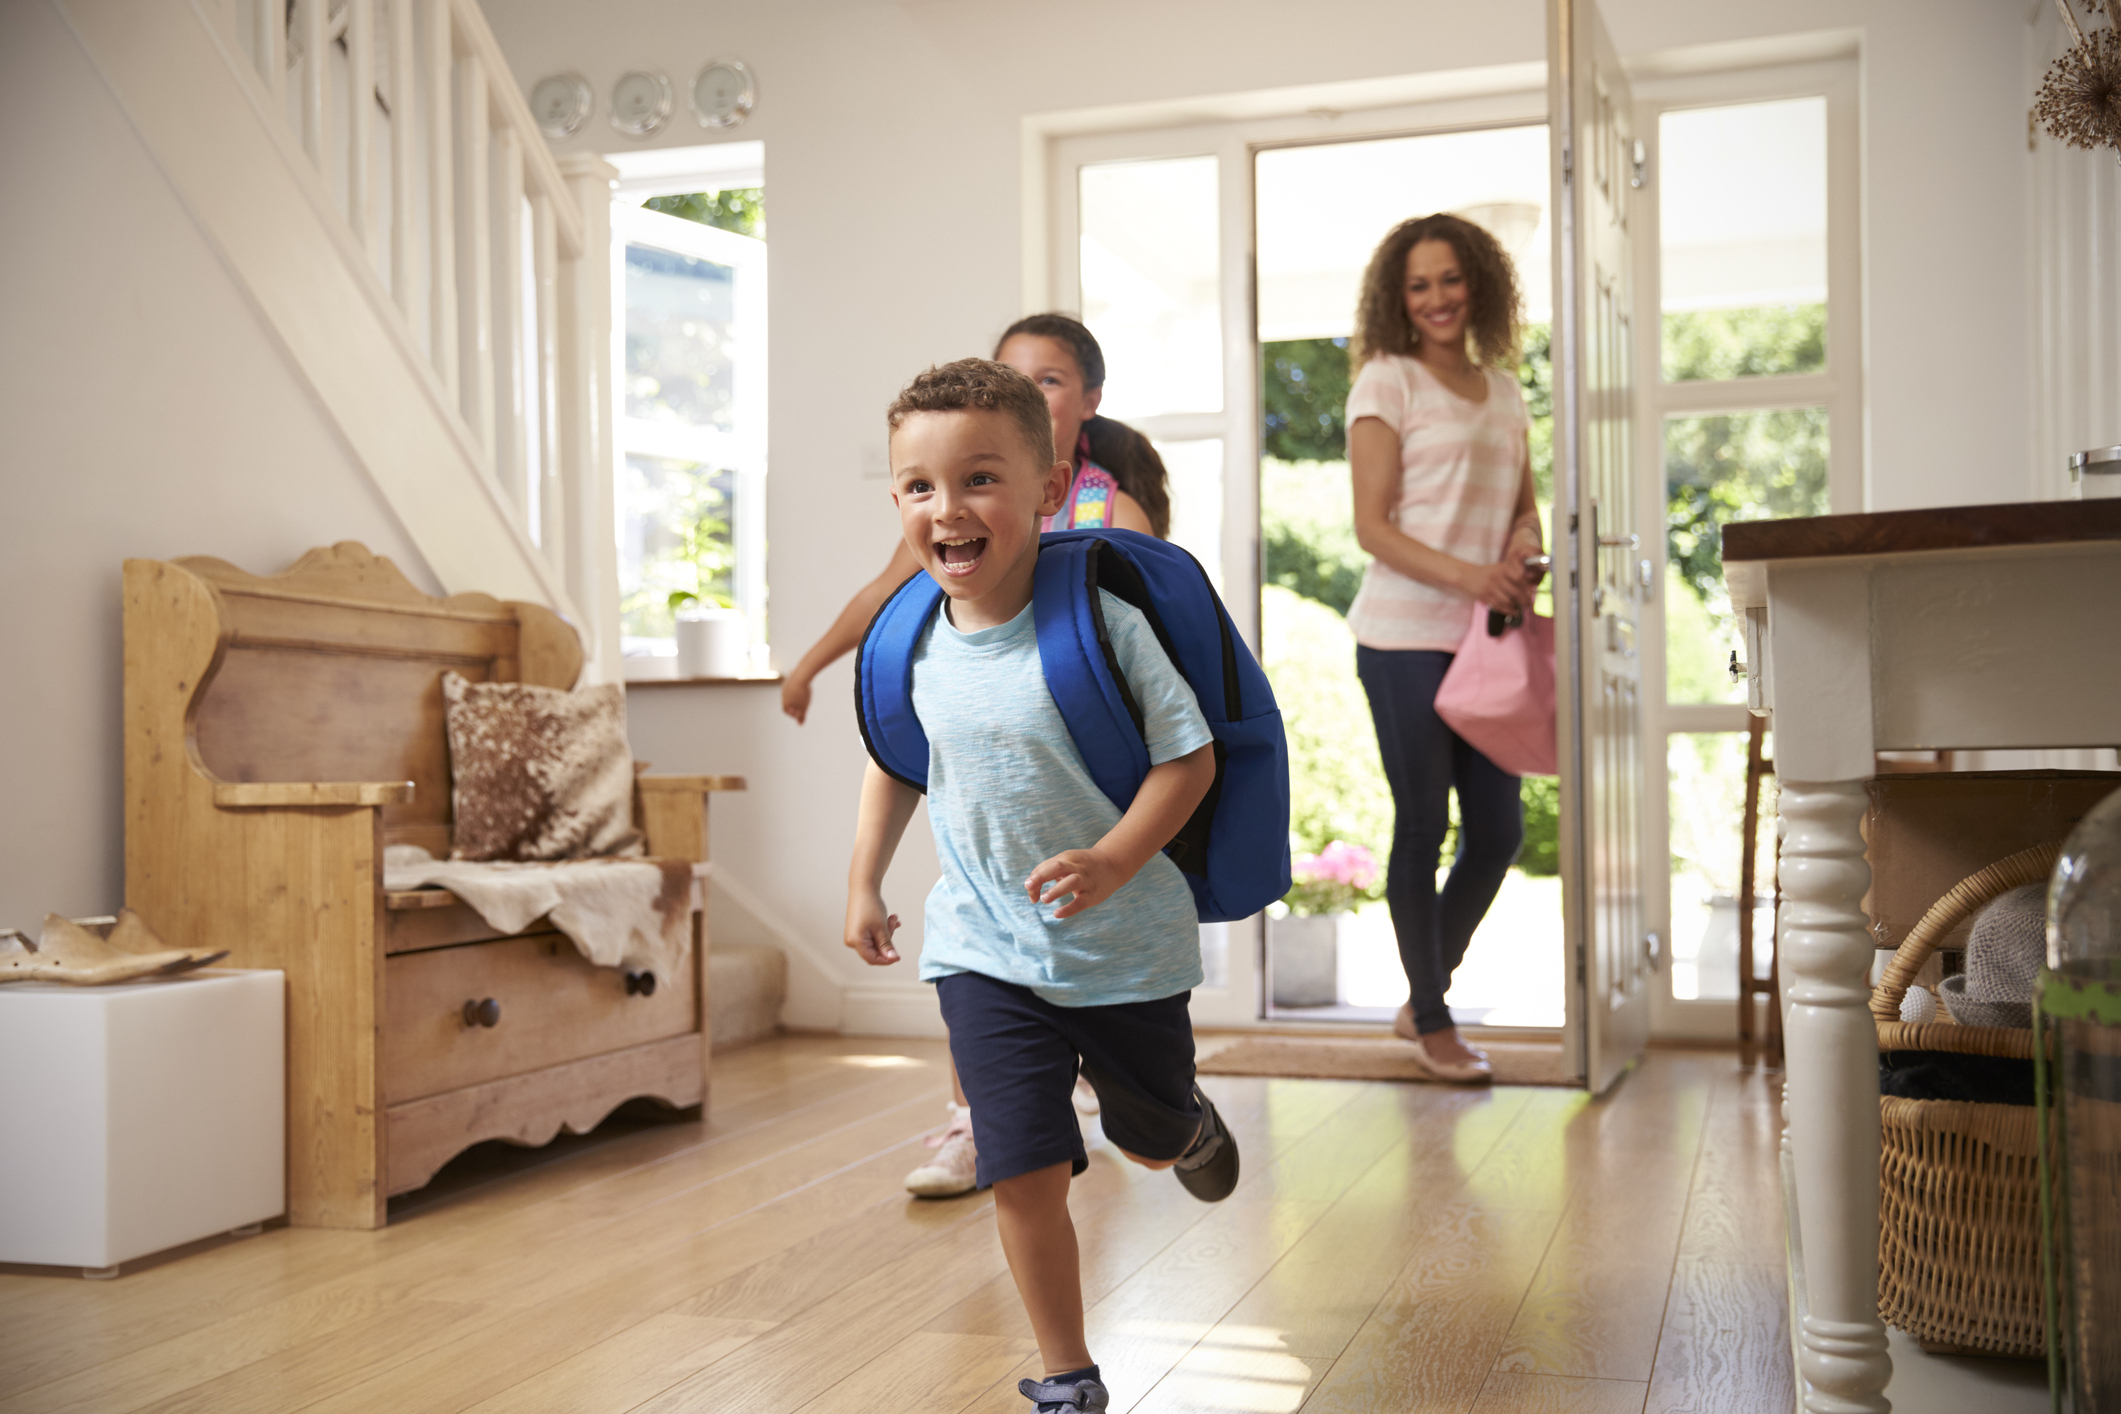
top-left (1028, 87), bottom-right (1548, 1028)
top-left (1630, 57), bottom-right (1863, 1041)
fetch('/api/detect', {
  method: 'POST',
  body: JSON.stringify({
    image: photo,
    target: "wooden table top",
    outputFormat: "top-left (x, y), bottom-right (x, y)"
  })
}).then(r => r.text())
top-left (1721, 499), bottom-right (2121, 608)
top-left (1722, 499), bottom-right (2121, 564)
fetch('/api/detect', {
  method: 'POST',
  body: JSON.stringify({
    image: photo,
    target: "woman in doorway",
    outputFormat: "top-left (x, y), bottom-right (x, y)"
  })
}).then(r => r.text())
top-left (781, 313), bottom-right (1173, 1193)
top-left (1346, 213), bottom-right (1543, 1083)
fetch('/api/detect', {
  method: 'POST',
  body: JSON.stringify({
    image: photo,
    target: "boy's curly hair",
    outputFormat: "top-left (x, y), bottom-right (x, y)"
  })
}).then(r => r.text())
top-left (886, 359), bottom-right (1055, 466)
top-left (1351, 213), bottom-right (1522, 372)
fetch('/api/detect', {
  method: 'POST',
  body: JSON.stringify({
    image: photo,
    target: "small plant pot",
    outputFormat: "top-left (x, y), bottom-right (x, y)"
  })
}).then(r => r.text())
top-left (1270, 913), bottom-right (1342, 1007)
top-left (674, 610), bottom-right (747, 678)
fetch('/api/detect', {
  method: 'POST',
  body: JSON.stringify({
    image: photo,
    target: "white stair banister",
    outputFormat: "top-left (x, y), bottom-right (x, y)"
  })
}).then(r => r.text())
top-left (166, 0), bottom-right (620, 667)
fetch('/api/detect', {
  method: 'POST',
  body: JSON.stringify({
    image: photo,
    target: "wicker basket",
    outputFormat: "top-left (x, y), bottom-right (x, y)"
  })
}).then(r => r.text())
top-left (1870, 841), bottom-right (2058, 1358)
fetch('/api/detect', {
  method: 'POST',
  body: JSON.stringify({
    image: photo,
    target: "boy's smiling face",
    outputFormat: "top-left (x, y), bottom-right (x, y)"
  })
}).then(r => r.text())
top-left (891, 408), bottom-right (1070, 629)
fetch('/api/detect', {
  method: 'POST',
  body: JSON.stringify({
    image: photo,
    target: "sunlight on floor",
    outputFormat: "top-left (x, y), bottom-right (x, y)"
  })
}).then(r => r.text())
top-left (1336, 870), bottom-right (1566, 1026)
top-left (833, 1054), bottom-right (929, 1068)
top-left (1119, 1323), bottom-right (1317, 1413)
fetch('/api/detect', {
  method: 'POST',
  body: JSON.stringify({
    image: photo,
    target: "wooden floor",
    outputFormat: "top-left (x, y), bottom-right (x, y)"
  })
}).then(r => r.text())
top-left (0, 1037), bottom-right (1793, 1414)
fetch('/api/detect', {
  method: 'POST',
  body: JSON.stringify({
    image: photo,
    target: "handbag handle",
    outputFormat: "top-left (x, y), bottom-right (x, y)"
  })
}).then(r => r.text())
top-left (1488, 556), bottom-right (1555, 635)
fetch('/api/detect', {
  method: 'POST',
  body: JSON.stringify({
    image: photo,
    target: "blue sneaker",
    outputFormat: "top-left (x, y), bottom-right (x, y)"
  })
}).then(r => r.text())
top-left (1020, 1367), bottom-right (1109, 1412)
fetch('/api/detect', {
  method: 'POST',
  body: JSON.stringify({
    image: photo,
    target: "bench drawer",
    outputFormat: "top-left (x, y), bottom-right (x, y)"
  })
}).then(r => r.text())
top-left (383, 933), bottom-right (696, 1104)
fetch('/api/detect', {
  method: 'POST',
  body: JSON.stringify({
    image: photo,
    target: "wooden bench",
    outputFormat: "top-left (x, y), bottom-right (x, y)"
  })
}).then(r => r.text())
top-left (123, 542), bottom-right (743, 1229)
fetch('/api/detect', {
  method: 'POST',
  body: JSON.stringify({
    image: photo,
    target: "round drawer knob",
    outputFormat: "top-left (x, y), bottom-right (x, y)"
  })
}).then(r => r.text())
top-left (625, 970), bottom-right (657, 997)
top-left (462, 997), bottom-right (501, 1028)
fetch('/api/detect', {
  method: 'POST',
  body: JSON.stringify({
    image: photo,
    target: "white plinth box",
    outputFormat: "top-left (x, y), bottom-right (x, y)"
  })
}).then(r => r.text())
top-left (0, 969), bottom-right (284, 1270)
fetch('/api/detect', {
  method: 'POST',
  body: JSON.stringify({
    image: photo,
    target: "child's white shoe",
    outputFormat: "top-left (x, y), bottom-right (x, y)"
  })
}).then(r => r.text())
top-left (905, 1104), bottom-right (978, 1197)
top-left (1071, 1075), bottom-right (1101, 1116)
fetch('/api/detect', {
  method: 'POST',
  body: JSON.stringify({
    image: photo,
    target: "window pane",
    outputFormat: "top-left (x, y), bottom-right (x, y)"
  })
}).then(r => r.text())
top-left (1665, 407), bottom-right (1828, 703)
top-left (625, 244), bottom-right (736, 431)
top-left (1080, 156), bottom-right (1221, 417)
top-left (1660, 98), bottom-right (1826, 381)
top-left (1669, 732), bottom-right (1777, 1002)
top-left (1255, 125), bottom-right (1553, 340)
top-left (619, 454), bottom-right (735, 640)
top-left (1153, 437), bottom-right (1224, 591)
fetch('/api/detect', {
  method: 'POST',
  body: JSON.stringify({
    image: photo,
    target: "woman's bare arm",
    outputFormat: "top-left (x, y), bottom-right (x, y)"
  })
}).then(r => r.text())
top-left (1349, 415), bottom-right (1531, 615)
top-left (781, 540), bottom-right (921, 723)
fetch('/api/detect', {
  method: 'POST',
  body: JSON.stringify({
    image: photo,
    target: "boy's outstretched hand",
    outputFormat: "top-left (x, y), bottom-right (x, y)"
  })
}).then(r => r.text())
top-left (1026, 848), bottom-right (1128, 921)
top-left (845, 892), bottom-right (901, 965)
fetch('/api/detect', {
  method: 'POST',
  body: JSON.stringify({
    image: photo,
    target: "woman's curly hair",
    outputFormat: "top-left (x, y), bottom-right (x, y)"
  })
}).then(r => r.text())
top-left (1351, 213), bottom-right (1522, 372)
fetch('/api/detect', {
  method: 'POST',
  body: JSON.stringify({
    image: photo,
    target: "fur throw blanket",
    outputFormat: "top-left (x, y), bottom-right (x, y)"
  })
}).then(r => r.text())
top-left (383, 845), bottom-right (692, 975)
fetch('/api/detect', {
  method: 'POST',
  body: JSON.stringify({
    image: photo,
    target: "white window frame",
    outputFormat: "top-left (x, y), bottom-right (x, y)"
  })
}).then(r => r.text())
top-left (1632, 58), bottom-right (1863, 1039)
top-left (1035, 85), bottom-right (1550, 1027)
top-left (610, 200), bottom-right (769, 659)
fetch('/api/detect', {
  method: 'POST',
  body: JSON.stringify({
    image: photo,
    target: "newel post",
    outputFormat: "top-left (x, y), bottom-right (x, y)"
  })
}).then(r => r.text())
top-left (556, 154), bottom-right (623, 685)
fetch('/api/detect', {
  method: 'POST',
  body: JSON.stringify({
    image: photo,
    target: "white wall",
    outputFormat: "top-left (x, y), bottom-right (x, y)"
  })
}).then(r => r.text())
top-left (0, 1), bottom-right (436, 929)
top-left (480, 0), bottom-right (2042, 1031)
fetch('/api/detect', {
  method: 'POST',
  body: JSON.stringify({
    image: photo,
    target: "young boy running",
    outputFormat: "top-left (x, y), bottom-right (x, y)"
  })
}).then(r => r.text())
top-left (845, 359), bottom-right (1239, 1413)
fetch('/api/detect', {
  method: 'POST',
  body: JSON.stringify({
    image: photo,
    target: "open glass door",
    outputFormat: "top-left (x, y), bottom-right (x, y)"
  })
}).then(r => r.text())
top-left (1551, 0), bottom-right (1650, 1090)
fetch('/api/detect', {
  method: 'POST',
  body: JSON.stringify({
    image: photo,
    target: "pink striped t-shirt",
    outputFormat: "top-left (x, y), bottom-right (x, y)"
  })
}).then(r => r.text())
top-left (1343, 354), bottom-right (1529, 652)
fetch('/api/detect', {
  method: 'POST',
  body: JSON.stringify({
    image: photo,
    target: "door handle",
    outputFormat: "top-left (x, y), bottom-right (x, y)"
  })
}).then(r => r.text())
top-left (1597, 533), bottom-right (1639, 549)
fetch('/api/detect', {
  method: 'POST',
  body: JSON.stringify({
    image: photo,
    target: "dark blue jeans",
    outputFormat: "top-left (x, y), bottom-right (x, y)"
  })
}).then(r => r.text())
top-left (1355, 646), bottom-right (1524, 1036)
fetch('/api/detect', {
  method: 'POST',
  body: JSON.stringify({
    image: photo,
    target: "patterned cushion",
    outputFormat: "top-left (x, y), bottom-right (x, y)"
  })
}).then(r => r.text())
top-left (441, 672), bottom-right (641, 861)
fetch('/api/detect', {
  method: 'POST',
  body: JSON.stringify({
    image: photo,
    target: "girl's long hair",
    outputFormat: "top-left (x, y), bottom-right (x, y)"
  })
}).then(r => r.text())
top-left (1351, 213), bottom-right (1522, 373)
top-left (995, 313), bottom-right (1172, 539)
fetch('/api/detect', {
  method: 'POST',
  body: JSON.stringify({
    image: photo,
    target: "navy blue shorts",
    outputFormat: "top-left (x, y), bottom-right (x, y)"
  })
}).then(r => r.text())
top-left (935, 971), bottom-right (1203, 1189)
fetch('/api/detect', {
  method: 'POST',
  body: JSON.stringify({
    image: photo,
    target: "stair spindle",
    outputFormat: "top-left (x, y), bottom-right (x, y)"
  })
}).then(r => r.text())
top-left (296, 0), bottom-right (325, 165)
top-left (346, 0), bottom-right (375, 254)
top-left (386, 0), bottom-right (417, 314)
top-left (454, 51), bottom-right (494, 461)
top-left (493, 125), bottom-right (528, 518)
top-left (532, 191), bottom-right (563, 557)
top-left (422, 0), bottom-right (457, 393)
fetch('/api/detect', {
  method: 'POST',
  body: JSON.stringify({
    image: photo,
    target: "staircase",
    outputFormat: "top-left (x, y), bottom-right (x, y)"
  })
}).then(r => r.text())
top-left (60, 0), bottom-right (789, 1044)
top-left (60, 0), bottom-right (621, 678)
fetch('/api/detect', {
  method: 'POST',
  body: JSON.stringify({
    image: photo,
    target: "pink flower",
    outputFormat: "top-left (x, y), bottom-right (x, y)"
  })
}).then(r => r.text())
top-left (1291, 840), bottom-right (1379, 890)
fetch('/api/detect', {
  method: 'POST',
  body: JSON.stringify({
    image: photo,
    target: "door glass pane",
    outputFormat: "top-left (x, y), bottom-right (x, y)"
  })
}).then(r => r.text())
top-left (1669, 731), bottom-right (1777, 1002)
top-left (1080, 156), bottom-right (1221, 417)
top-left (1153, 437), bottom-right (1224, 591)
top-left (1256, 124), bottom-right (1553, 340)
top-left (1660, 97), bottom-right (1826, 381)
top-left (1665, 407), bottom-right (1828, 703)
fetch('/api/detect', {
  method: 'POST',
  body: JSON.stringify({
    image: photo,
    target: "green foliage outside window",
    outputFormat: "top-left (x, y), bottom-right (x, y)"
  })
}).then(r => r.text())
top-left (644, 188), bottom-right (765, 239)
top-left (1661, 304), bottom-right (1830, 702)
top-left (1663, 303), bottom-right (1823, 383)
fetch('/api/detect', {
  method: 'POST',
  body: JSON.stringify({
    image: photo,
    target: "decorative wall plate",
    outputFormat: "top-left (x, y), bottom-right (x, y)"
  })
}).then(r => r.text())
top-left (528, 72), bottom-right (592, 140)
top-left (610, 70), bottom-right (674, 139)
top-left (690, 58), bottom-right (756, 129)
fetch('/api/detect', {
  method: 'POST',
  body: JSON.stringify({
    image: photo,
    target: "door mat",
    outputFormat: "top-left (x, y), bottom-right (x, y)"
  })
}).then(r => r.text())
top-left (1196, 1035), bottom-right (1575, 1087)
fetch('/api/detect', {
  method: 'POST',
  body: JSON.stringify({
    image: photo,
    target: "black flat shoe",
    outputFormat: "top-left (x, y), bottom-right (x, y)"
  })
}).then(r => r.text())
top-left (1173, 1085), bottom-right (1238, 1202)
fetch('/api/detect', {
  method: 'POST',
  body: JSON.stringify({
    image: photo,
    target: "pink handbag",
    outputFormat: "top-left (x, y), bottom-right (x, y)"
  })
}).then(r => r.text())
top-left (1434, 605), bottom-right (1558, 777)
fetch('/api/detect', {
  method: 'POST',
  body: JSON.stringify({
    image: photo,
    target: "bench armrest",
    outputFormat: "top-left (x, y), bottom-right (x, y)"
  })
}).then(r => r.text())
top-left (213, 781), bottom-right (416, 808)
top-left (637, 775), bottom-right (746, 794)
top-left (635, 774), bottom-right (743, 862)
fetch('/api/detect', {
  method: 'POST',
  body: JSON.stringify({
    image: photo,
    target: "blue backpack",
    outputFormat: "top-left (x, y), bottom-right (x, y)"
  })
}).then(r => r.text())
top-left (855, 528), bottom-right (1291, 924)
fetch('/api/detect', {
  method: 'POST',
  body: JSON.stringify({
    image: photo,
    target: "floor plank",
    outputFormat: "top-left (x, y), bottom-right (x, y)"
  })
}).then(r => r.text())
top-left (0, 1041), bottom-right (1799, 1414)
top-left (1470, 1372), bottom-right (1650, 1414)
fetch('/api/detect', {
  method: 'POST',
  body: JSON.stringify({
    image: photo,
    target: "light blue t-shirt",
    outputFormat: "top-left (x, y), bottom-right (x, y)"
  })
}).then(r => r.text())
top-left (911, 591), bottom-right (1214, 1007)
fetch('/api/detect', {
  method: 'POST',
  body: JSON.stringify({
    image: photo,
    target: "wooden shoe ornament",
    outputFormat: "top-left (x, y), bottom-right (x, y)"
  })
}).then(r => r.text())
top-left (0, 909), bottom-right (227, 985)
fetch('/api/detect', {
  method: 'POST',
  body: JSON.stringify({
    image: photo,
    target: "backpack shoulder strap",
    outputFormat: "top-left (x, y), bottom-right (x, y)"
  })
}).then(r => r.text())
top-left (854, 571), bottom-right (942, 792)
top-left (1032, 537), bottom-right (1152, 814)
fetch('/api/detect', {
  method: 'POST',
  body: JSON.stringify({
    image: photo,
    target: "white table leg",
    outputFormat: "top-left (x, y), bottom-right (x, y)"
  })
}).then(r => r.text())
top-left (1780, 778), bottom-right (1891, 1414)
